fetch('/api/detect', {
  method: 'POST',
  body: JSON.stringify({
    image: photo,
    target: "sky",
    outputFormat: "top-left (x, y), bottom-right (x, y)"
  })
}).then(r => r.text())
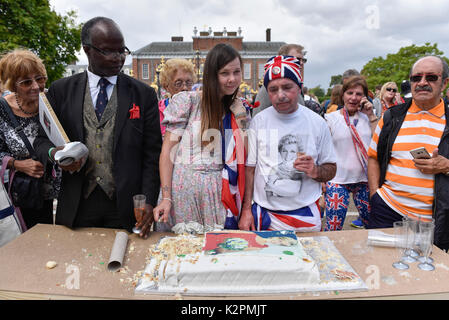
top-left (49, 0), bottom-right (449, 90)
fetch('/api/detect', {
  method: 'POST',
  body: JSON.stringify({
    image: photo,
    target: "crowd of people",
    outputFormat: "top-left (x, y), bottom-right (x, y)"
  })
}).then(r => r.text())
top-left (1, 16), bottom-right (449, 252)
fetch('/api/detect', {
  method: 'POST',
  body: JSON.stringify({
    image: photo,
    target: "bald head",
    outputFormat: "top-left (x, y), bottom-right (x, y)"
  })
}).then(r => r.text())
top-left (81, 17), bottom-right (126, 77)
top-left (410, 56), bottom-right (449, 110)
top-left (81, 17), bottom-right (122, 45)
top-left (411, 56), bottom-right (449, 81)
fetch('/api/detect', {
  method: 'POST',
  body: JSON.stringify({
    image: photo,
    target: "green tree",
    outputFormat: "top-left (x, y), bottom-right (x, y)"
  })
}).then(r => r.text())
top-left (361, 43), bottom-right (449, 91)
top-left (309, 85), bottom-right (325, 102)
top-left (0, 0), bottom-right (82, 84)
top-left (329, 74), bottom-right (342, 87)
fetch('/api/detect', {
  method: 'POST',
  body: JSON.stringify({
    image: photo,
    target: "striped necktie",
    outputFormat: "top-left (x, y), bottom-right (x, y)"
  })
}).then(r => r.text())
top-left (95, 77), bottom-right (110, 120)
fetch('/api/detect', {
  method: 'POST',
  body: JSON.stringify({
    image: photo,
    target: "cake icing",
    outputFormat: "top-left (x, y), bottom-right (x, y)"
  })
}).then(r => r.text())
top-left (140, 230), bottom-right (321, 293)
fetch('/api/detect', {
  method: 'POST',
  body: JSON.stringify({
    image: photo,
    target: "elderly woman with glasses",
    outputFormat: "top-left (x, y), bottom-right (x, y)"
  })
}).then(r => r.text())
top-left (379, 82), bottom-right (404, 115)
top-left (158, 59), bottom-right (197, 137)
top-left (0, 49), bottom-right (60, 229)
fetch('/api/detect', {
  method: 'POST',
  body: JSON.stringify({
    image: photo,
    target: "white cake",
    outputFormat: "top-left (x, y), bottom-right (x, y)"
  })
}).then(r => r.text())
top-left (139, 230), bottom-right (321, 294)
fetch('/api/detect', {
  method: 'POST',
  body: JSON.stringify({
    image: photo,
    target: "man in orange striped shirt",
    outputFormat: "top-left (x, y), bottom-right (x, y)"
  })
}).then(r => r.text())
top-left (367, 56), bottom-right (449, 250)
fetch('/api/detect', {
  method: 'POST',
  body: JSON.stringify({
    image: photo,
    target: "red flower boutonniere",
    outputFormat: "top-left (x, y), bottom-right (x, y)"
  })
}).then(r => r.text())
top-left (129, 104), bottom-right (140, 119)
top-left (247, 101), bottom-right (260, 109)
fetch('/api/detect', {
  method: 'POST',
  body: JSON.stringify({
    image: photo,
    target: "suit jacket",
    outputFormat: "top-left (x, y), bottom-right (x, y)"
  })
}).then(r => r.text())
top-left (34, 71), bottom-right (162, 231)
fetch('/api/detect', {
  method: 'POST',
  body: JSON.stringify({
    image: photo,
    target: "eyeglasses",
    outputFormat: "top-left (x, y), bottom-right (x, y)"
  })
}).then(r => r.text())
top-left (297, 57), bottom-right (307, 65)
top-left (173, 80), bottom-right (193, 88)
top-left (410, 73), bottom-right (441, 83)
top-left (16, 75), bottom-right (47, 88)
top-left (386, 88), bottom-right (397, 93)
top-left (85, 44), bottom-right (131, 57)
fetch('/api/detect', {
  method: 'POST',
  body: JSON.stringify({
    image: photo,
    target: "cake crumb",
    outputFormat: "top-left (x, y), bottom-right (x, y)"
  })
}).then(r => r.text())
top-left (174, 292), bottom-right (183, 300)
top-left (381, 275), bottom-right (397, 286)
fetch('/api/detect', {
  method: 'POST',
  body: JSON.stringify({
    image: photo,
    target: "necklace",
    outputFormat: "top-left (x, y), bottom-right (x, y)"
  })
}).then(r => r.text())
top-left (15, 93), bottom-right (38, 116)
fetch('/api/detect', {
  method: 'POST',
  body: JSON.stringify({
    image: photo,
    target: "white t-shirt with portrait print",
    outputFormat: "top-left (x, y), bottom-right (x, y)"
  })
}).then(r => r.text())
top-left (247, 105), bottom-right (336, 211)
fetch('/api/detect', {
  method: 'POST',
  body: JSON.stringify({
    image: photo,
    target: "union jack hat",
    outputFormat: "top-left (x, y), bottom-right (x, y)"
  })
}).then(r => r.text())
top-left (263, 55), bottom-right (303, 89)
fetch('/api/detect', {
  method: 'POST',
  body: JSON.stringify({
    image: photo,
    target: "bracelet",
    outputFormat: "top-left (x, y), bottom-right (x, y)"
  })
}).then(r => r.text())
top-left (48, 147), bottom-right (55, 160)
top-left (162, 197), bottom-right (173, 203)
top-left (11, 159), bottom-right (15, 170)
top-left (370, 117), bottom-right (378, 123)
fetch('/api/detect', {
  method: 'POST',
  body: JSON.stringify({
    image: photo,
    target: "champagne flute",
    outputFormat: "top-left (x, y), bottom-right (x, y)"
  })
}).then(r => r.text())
top-left (392, 221), bottom-right (409, 270)
top-left (132, 194), bottom-right (146, 234)
top-left (402, 217), bottom-right (418, 262)
top-left (417, 218), bottom-right (435, 264)
top-left (417, 220), bottom-right (435, 271)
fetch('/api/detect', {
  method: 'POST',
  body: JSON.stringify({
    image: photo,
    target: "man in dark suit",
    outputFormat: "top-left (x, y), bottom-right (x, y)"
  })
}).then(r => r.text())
top-left (34, 17), bottom-right (162, 238)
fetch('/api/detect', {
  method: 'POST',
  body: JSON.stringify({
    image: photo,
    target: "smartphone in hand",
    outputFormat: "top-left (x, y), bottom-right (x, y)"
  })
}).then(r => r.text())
top-left (360, 100), bottom-right (366, 111)
top-left (410, 147), bottom-right (431, 159)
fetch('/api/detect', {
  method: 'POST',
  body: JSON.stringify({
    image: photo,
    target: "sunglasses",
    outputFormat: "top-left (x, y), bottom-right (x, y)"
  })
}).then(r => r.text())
top-left (386, 88), bottom-right (397, 93)
top-left (16, 75), bottom-right (47, 88)
top-left (410, 74), bottom-right (441, 83)
top-left (297, 57), bottom-right (307, 65)
top-left (173, 80), bottom-right (193, 89)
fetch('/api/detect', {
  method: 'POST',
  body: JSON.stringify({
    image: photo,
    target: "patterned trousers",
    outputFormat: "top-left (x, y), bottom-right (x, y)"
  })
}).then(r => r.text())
top-left (324, 182), bottom-right (370, 231)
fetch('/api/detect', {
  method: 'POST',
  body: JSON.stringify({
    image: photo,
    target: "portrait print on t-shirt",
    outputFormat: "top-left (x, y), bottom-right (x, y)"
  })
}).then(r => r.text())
top-left (264, 134), bottom-right (305, 203)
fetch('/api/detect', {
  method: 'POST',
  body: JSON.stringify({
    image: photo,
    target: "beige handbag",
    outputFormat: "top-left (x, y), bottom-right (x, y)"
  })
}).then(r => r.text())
top-left (0, 157), bottom-right (24, 247)
top-left (0, 181), bottom-right (22, 247)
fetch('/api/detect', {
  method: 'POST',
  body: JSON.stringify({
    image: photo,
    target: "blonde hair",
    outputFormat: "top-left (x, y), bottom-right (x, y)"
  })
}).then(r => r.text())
top-left (0, 49), bottom-right (47, 92)
top-left (380, 82), bottom-right (398, 101)
top-left (278, 44), bottom-right (304, 56)
top-left (159, 58), bottom-right (196, 91)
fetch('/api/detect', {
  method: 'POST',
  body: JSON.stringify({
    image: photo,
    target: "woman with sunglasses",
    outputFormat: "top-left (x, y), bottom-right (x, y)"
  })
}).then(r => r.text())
top-left (158, 59), bottom-right (197, 138)
top-left (379, 82), bottom-right (404, 115)
top-left (0, 49), bottom-right (60, 229)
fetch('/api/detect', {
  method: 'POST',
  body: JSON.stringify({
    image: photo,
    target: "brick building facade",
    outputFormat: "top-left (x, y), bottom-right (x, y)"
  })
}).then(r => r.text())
top-left (132, 27), bottom-right (285, 93)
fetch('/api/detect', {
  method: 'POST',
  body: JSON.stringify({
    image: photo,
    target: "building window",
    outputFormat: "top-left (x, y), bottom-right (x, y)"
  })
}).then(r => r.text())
top-left (258, 63), bottom-right (265, 80)
top-left (142, 64), bottom-right (149, 79)
top-left (244, 63), bottom-right (251, 80)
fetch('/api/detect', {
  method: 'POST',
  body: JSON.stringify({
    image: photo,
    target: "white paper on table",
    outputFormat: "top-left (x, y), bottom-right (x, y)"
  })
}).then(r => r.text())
top-left (107, 232), bottom-right (129, 272)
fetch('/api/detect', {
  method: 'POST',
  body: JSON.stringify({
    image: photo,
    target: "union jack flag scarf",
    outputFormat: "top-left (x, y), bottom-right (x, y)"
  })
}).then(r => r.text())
top-left (342, 108), bottom-right (368, 177)
top-left (222, 99), bottom-right (249, 229)
top-left (251, 201), bottom-right (321, 232)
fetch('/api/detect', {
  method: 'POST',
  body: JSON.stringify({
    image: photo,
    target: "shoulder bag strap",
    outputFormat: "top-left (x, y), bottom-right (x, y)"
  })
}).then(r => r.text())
top-left (1, 155), bottom-right (12, 185)
top-left (0, 100), bottom-right (28, 232)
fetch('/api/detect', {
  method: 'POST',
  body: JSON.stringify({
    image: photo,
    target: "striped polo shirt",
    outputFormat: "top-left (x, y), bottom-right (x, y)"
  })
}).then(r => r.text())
top-left (368, 99), bottom-right (446, 221)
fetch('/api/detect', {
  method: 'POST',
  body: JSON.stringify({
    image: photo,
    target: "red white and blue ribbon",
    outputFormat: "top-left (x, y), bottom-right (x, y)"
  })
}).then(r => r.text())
top-left (342, 108), bottom-right (368, 177)
top-left (221, 104), bottom-right (249, 229)
top-left (251, 201), bottom-right (321, 232)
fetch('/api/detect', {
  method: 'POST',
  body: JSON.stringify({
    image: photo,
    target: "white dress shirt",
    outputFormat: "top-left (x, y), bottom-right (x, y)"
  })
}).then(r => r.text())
top-left (86, 69), bottom-right (117, 108)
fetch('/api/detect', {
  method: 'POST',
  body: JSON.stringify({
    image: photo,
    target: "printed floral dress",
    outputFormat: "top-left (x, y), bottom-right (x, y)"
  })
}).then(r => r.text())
top-left (160, 91), bottom-right (227, 231)
top-left (0, 100), bottom-right (61, 200)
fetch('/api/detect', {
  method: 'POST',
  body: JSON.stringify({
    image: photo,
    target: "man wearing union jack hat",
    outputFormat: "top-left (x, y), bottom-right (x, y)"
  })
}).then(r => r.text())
top-left (253, 44), bottom-right (306, 117)
top-left (239, 55), bottom-right (336, 232)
